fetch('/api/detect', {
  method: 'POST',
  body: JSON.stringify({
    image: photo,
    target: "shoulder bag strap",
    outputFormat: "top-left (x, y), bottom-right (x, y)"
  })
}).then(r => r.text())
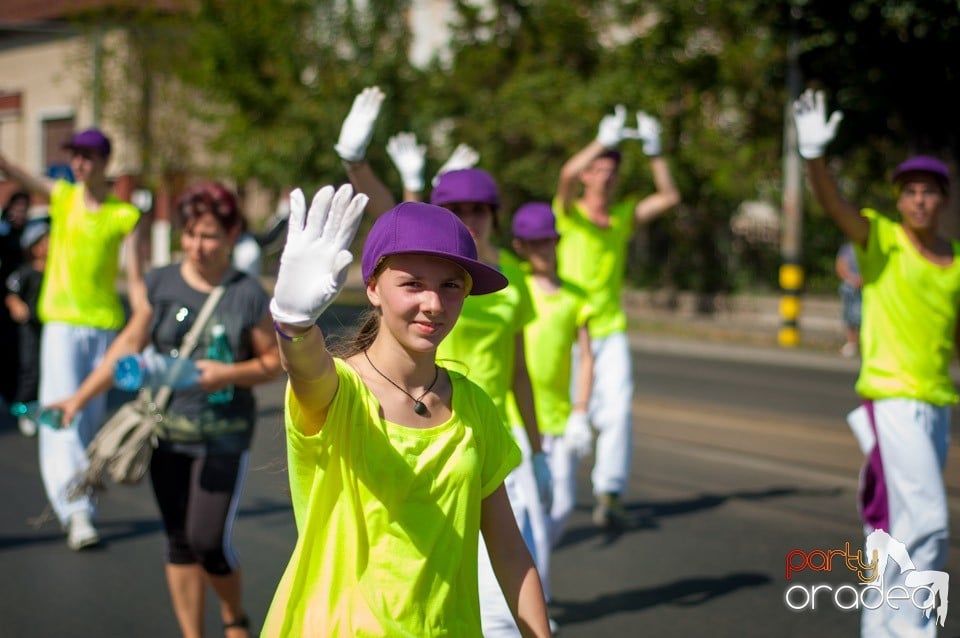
top-left (152, 284), bottom-right (227, 411)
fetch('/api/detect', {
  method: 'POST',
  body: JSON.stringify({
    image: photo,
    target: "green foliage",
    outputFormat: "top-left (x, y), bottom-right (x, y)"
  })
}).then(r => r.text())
top-left (75, 0), bottom-right (960, 295)
top-left (794, 0), bottom-right (960, 188)
top-left (176, 0), bottom-right (418, 192)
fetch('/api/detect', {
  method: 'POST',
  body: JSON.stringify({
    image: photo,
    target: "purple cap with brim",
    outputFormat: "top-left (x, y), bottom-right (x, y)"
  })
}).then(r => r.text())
top-left (430, 168), bottom-right (500, 208)
top-left (892, 155), bottom-right (949, 186)
top-left (361, 201), bottom-right (508, 295)
top-left (63, 128), bottom-right (111, 157)
top-left (512, 202), bottom-right (559, 240)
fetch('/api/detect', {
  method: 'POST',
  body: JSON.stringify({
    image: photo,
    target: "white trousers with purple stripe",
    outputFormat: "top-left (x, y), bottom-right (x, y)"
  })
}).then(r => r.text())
top-left (847, 398), bottom-right (950, 638)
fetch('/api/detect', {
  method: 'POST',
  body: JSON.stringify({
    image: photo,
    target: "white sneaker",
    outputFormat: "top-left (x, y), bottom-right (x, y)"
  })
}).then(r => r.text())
top-left (67, 512), bottom-right (100, 550)
top-left (18, 416), bottom-right (37, 437)
top-left (840, 342), bottom-right (858, 358)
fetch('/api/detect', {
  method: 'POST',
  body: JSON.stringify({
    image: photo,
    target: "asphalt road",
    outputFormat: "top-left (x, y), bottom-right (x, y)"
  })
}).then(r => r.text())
top-left (2, 309), bottom-right (959, 637)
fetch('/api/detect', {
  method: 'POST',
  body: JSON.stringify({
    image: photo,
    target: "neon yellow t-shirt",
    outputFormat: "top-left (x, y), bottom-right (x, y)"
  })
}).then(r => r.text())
top-left (39, 180), bottom-right (140, 329)
top-left (437, 249), bottom-right (535, 429)
top-left (519, 276), bottom-right (593, 435)
top-left (855, 209), bottom-right (960, 405)
top-left (263, 359), bottom-right (520, 638)
top-left (552, 196), bottom-right (635, 338)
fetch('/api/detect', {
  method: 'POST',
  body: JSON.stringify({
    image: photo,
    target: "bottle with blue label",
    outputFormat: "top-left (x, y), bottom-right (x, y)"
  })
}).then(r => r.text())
top-left (206, 323), bottom-right (234, 404)
top-left (9, 401), bottom-right (64, 429)
top-left (114, 346), bottom-right (200, 392)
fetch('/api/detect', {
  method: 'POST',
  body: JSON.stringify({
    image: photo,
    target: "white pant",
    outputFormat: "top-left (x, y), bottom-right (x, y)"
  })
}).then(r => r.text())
top-left (573, 330), bottom-right (633, 496)
top-left (848, 399), bottom-right (949, 638)
top-left (38, 322), bottom-right (115, 525)
top-left (479, 426), bottom-right (550, 637)
top-left (543, 433), bottom-right (581, 547)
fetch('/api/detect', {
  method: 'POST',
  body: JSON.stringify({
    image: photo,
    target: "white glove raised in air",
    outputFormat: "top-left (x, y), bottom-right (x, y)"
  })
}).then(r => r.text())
top-left (269, 184), bottom-right (369, 327)
top-left (334, 87), bottom-right (385, 162)
top-left (596, 104), bottom-right (629, 148)
top-left (432, 143), bottom-right (480, 186)
top-left (386, 132), bottom-right (427, 192)
top-left (564, 410), bottom-right (593, 457)
top-left (533, 452), bottom-right (553, 510)
top-left (626, 111), bottom-right (662, 156)
top-left (792, 89), bottom-right (844, 160)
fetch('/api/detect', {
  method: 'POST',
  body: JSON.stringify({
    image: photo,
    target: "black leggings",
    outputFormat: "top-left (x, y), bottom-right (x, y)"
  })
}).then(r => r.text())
top-left (149, 446), bottom-right (247, 575)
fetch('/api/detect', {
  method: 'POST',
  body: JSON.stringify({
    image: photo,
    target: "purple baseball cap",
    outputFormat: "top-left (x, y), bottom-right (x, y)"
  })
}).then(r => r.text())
top-left (892, 155), bottom-right (949, 188)
top-left (430, 168), bottom-right (500, 209)
top-left (361, 201), bottom-right (508, 295)
top-left (512, 202), bottom-right (559, 240)
top-left (63, 128), bottom-right (111, 157)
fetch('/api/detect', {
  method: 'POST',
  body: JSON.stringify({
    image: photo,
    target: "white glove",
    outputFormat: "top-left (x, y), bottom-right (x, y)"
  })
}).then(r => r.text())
top-left (792, 89), bottom-right (844, 160)
top-left (386, 132), bottom-right (427, 192)
top-left (564, 411), bottom-right (593, 457)
top-left (627, 111), bottom-right (662, 156)
top-left (596, 104), bottom-right (629, 148)
top-left (334, 87), bottom-right (385, 162)
top-left (270, 184), bottom-right (369, 327)
top-left (532, 452), bottom-right (553, 510)
top-left (432, 143), bottom-right (480, 186)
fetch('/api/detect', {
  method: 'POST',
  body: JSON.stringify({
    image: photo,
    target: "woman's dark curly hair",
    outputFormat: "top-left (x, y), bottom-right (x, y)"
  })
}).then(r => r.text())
top-left (176, 182), bottom-right (242, 233)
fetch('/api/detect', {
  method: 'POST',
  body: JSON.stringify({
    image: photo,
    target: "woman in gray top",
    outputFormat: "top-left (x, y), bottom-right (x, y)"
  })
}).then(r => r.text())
top-left (57, 182), bottom-right (282, 638)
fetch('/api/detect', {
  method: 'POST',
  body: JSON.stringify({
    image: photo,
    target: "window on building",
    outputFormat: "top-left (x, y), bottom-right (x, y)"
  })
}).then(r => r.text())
top-left (43, 116), bottom-right (75, 180)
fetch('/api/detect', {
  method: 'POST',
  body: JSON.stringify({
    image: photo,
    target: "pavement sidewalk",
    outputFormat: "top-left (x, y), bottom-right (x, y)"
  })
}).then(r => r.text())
top-left (331, 263), bottom-right (854, 366)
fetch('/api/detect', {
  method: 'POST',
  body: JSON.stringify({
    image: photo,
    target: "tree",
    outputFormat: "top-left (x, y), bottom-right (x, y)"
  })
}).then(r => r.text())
top-left (791, 0), bottom-right (960, 230)
top-left (178, 0), bottom-right (418, 193)
top-left (72, 0), bottom-right (960, 292)
top-left (431, 0), bottom-right (796, 296)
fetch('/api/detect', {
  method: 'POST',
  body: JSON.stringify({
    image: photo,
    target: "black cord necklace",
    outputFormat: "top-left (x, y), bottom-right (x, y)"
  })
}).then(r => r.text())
top-left (364, 350), bottom-right (439, 416)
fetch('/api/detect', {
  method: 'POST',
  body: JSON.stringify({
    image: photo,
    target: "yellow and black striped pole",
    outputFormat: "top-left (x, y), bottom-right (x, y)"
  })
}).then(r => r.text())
top-left (778, 261), bottom-right (803, 347)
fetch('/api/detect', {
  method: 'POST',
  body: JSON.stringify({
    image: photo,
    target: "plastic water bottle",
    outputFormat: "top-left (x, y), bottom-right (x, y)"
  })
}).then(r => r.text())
top-left (206, 324), bottom-right (234, 404)
top-left (114, 346), bottom-right (201, 392)
top-left (9, 401), bottom-right (64, 429)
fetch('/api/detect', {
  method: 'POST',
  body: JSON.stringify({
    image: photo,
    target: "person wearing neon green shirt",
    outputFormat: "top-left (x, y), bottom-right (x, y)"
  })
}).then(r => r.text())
top-left (334, 87), bottom-right (553, 637)
top-left (505, 202), bottom-right (595, 620)
top-left (510, 201), bottom-right (596, 550)
top-left (265, 187), bottom-right (550, 637)
top-left (554, 105), bottom-right (680, 529)
top-left (427, 171), bottom-right (555, 638)
top-left (795, 88), bottom-right (957, 638)
top-left (0, 128), bottom-right (142, 550)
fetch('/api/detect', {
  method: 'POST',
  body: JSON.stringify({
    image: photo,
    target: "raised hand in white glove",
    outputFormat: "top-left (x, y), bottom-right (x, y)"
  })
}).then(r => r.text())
top-left (627, 111), bottom-right (662, 156)
top-left (596, 104), bottom-right (629, 148)
top-left (270, 184), bottom-right (369, 327)
top-left (334, 86), bottom-right (385, 162)
top-left (386, 132), bottom-right (427, 192)
top-left (564, 410), bottom-right (593, 457)
top-left (792, 89), bottom-right (843, 160)
top-left (432, 143), bottom-right (480, 186)
top-left (533, 452), bottom-right (553, 510)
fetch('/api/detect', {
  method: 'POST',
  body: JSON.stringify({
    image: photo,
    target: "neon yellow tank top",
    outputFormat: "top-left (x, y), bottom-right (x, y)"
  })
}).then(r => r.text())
top-left (38, 180), bottom-right (139, 329)
top-left (855, 209), bottom-right (960, 405)
top-left (553, 196), bottom-right (634, 338)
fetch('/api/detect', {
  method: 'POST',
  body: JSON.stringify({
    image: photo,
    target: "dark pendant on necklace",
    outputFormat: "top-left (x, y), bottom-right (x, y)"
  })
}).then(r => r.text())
top-left (363, 350), bottom-right (439, 418)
